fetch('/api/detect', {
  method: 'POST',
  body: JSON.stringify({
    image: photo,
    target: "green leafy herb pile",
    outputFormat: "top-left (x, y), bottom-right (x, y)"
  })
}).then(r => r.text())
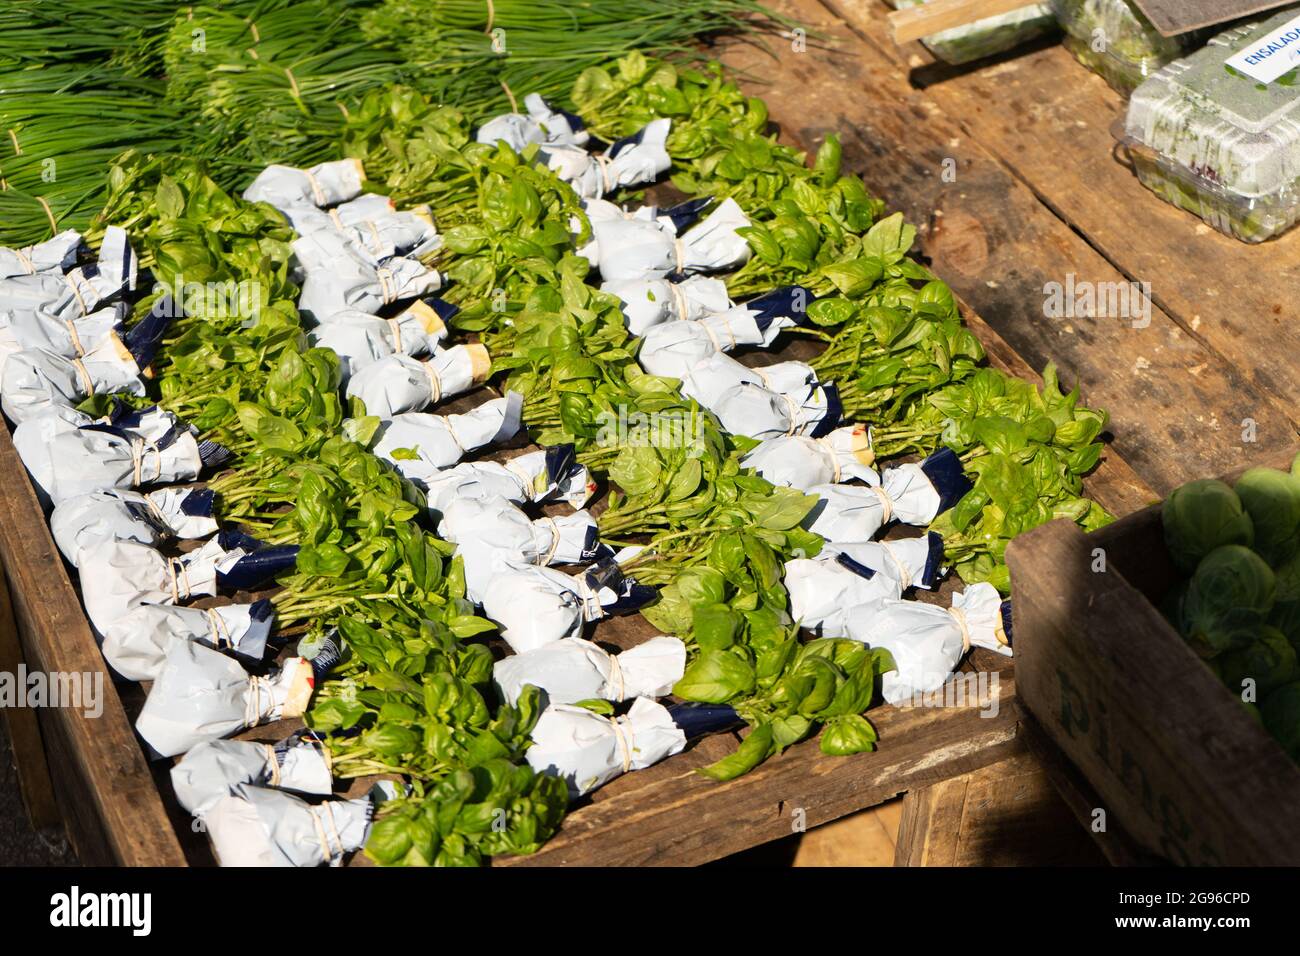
top-left (42, 38), bottom-right (1122, 864)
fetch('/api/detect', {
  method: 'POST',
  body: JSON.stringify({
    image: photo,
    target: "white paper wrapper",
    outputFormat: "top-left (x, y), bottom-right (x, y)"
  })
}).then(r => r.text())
top-left (482, 561), bottom-right (599, 652)
top-left (12, 407), bottom-right (219, 506)
top-left (742, 425), bottom-right (879, 490)
top-left (171, 734), bottom-right (333, 818)
top-left (1, 335), bottom-right (145, 424)
top-left (0, 230), bottom-right (83, 279)
top-left (1, 303), bottom-right (124, 364)
top-left (290, 206), bottom-right (439, 265)
top-left (801, 449), bottom-right (970, 545)
top-left (482, 551), bottom-right (658, 653)
top-left (423, 446), bottom-right (594, 516)
top-left (637, 286), bottom-right (809, 379)
top-left (681, 353), bottom-right (839, 441)
top-left (243, 159), bottom-right (366, 212)
top-left (367, 392), bottom-right (523, 483)
top-left (101, 600), bottom-right (275, 682)
top-left (526, 697), bottom-right (687, 797)
top-left (785, 557), bottom-right (902, 638)
top-left (78, 537), bottom-right (228, 634)
top-left (345, 343), bottom-right (489, 417)
top-left (206, 784), bottom-right (370, 867)
top-left (50, 486), bottom-right (218, 566)
top-left (278, 192), bottom-right (395, 236)
top-left (295, 232), bottom-right (442, 322)
top-left (823, 532), bottom-right (946, 592)
top-left (844, 582), bottom-right (1012, 705)
top-left (0, 226), bottom-right (136, 322)
top-left (494, 636), bottom-right (685, 708)
top-left (306, 299), bottom-right (451, 383)
top-left (438, 496), bottom-right (599, 603)
top-left (587, 197), bottom-right (751, 282)
top-left (540, 119), bottom-right (671, 200)
top-left (136, 641), bottom-right (317, 758)
top-left (476, 93), bottom-right (590, 151)
top-left (601, 275), bottom-right (731, 335)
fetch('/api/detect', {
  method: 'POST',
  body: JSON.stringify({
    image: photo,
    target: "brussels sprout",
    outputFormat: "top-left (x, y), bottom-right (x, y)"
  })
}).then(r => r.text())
top-left (1162, 479), bottom-right (1254, 574)
top-left (1217, 626), bottom-right (1299, 698)
top-left (1179, 545), bottom-right (1275, 658)
top-left (1260, 682), bottom-right (1300, 761)
top-left (1234, 467), bottom-right (1300, 567)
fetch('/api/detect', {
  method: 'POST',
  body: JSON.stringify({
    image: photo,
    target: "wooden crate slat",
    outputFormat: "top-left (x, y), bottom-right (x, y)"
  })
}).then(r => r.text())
top-left (0, 422), bottom-right (186, 866)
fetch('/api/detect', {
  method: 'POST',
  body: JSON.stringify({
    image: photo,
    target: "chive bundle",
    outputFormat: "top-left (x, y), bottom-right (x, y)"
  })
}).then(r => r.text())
top-left (0, 0), bottom-right (784, 246)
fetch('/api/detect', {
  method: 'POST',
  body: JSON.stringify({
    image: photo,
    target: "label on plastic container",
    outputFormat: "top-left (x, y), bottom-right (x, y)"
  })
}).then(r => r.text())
top-left (1225, 13), bottom-right (1300, 85)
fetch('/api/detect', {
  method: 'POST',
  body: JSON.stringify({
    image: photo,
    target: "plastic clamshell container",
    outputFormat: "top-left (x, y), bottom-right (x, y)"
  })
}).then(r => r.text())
top-left (1121, 12), bottom-right (1300, 243)
top-left (887, 0), bottom-right (1057, 66)
top-left (1051, 0), bottom-right (1193, 95)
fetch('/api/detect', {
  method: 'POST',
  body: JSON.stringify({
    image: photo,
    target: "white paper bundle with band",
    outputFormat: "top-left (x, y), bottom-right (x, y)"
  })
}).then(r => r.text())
top-left (50, 486), bottom-right (218, 567)
top-left (527, 697), bottom-right (686, 797)
top-left (784, 557), bottom-right (903, 638)
top-left (171, 732), bottom-right (333, 818)
top-left (13, 406), bottom-right (228, 505)
top-left (292, 204), bottom-right (440, 264)
top-left (339, 208), bottom-right (439, 262)
top-left (575, 196), bottom-right (712, 266)
top-left (825, 531), bottom-right (946, 593)
top-left (366, 392), bottom-right (523, 482)
top-left (135, 640), bottom-right (323, 758)
top-left (345, 343), bottom-right (490, 417)
top-left (296, 235), bottom-right (442, 322)
top-left (476, 93), bottom-right (590, 152)
top-left (1, 338), bottom-right (146, 425)
top-left (0, 226), bottom-right (136, 322)
top-left (681, 353), bottom-right (840, 441)
top-left (79, 531), bottom-right (297, 635)
top-left (742, 424), bottom-right (879, 490)
top-left (423, 445), bottom-right (594, 517)
top-left (437, 496), bottom-right (600, 603)
top-left (278, 191), bottom-right (395, 236)
top-left (540, 118), bottom-right (671, 200)
top-left (827, 531), bottom-right (946, 590)
top-left (0, 303), bottom-right (124, 368)
top-left (78, 537), bottom-right (229, 634)
top-left (307, 299), bottom-right (452, 384)
top-left (844, 582), bottom-right (1012, 705)
top-left (0, 230), bottom-right (83, 279)
top-left (481, 556), bottom-right (654, 653)
top-left (637, 286), bottom-right (811, 379)
top-left (101, 599), bottom-right (275, 682)
top-left (801, 448), bottom-right (971, 545)
top-left (494, 636), bottom-right (686, 708)
top-left (601, 275), bottom-right (731, 335)
top-left (243, 158), bottom-right (366, 213)
top-left (588, 197), bottom-right (751, 283)
top-left (205, 784), bottom-right (370, 867)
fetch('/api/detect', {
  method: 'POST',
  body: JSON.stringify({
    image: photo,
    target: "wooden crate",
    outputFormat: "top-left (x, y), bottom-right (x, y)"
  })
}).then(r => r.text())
top-left (1007, 449), bottom-right (1300, 866)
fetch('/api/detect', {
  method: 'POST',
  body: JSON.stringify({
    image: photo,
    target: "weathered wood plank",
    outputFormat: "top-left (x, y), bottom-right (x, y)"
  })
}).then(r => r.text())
top-left (0, 559), bottom-right (60, 831)
top-left (500, 672), bottom-right (1018, 866)
top-left (895, 743), bottom-right (1108, 865)
top-left (866, 9), bottom-right (1300, 460)
top-left (0, 422), bottom-right (186, 866)
top-left (723, 0), bottom-right (1296, 495)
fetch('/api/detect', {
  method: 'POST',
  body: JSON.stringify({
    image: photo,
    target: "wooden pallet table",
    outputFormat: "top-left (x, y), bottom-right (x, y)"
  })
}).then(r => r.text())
top-left (8, 0), bottom-right (1289, 867)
